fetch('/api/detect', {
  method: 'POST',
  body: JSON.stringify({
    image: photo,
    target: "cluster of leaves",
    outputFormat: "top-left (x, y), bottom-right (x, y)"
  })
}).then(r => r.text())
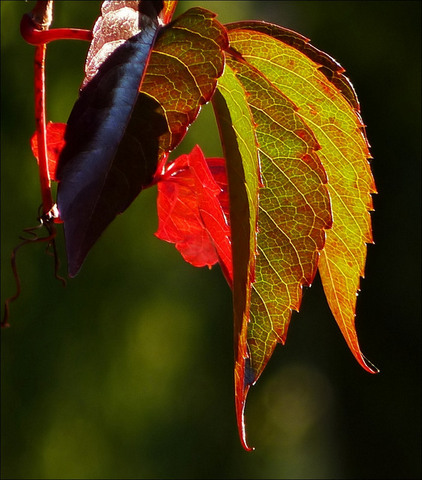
top-left (16, 0), bottom-right (377, 450)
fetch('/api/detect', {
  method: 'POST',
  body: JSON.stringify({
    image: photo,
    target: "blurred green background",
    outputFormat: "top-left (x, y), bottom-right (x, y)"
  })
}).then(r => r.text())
top-left (1, 1), bottom-right (420, 478)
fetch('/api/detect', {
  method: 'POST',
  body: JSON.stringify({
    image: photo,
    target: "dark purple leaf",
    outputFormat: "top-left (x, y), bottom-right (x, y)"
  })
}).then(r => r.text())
top-left (56, 3), bottom-right (165, 277)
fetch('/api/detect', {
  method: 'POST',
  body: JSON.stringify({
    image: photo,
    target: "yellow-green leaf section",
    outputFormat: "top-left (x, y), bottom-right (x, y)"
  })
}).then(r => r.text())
top-left (226, 53), bottom-right (332, 384)
top-left (213, 65), bottom-right (260, 451)
top-left (227, 25), bottom-right (377, 373)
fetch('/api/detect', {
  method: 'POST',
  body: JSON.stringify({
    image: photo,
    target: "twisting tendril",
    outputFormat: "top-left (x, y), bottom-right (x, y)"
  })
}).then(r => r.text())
top-left (1, 1), bottom-right (92, 328)
top-left (2, 205), bottom-right (66, 328)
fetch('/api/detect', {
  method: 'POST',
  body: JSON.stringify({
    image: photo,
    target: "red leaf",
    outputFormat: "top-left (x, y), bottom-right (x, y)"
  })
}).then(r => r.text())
top-left (30, 121), bottom-right (66, 182)
top-left (156, 145), bottom-right (232, 284)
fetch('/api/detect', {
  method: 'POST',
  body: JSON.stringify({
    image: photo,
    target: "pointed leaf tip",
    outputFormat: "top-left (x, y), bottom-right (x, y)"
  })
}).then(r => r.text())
top-left (235, 357), bottom-right (255, 452)
top-left (352, 345), bottom-right (379, 374)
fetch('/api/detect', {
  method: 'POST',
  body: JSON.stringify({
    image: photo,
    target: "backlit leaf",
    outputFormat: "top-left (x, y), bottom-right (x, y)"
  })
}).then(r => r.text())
top-left (213, 65), bottom-right (261, 451)
top-left (229, 51), bottom-right (332, 378)
top-left (216, 45), bottom-right (333, 447)
top-left (155, 145), bottom-right (232, 283)
top-left (227, 23), bottom-right (377, 373)
top-left (227, 21), bottom-right (361, 111)
top-left (141, 7), bottom-right (228, 153)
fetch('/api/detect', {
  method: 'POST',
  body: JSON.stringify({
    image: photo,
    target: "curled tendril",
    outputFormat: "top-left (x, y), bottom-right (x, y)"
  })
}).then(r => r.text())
top-left (2, 206), bottom-right (66, 328)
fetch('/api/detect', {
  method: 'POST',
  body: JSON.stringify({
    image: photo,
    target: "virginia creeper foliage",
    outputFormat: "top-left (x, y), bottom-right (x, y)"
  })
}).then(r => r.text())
top-left (5, 0), bottom-right (378, 451)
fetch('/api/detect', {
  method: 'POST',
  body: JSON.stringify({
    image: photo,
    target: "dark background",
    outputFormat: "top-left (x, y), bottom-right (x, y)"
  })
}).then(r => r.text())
top-left (1, 2), bottom-right (420, 479)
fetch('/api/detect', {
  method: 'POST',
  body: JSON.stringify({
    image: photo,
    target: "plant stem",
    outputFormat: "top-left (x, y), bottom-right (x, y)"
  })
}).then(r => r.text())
top-left (20, 13), bottom-right (92, 45)
top-left (20, 1), bottom-right (92, 216)
top-left (34, 42), bottom-right (54, 215)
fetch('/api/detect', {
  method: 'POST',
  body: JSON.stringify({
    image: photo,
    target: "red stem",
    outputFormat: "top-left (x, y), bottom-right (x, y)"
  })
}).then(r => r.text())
top-left (2, 1), bottom-right (91, 326)
top-left (160, 1), bottom-right (179, 25)
top-left (21, 4), bottom-right (92, 217)
top-left (20, 13), bottom-right (92, 45)
top-left (34, 43), bottom-right (54, 215)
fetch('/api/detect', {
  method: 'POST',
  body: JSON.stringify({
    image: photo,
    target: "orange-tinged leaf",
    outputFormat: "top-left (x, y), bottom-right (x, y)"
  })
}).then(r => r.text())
top-left (215, 52), bottom-right (332, 449)
top-left (142, 7), bottom-right (228, 154)
top-left (227, 24), bottom-right (377, 373)
top-left (159, 1), bottom-right (178, 25)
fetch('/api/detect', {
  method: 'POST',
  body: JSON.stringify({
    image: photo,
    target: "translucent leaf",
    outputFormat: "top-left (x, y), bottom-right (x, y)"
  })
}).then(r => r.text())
top-left (155, 145), bottom-right (232, 283)
top-left (227, 23), bottom-right (377, 373)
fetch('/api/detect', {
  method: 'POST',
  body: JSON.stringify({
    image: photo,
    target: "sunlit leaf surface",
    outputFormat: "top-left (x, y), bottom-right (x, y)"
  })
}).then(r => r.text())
top-left (227, 23), bottom-right (377, 373)
top-left (213, 64), bottom-right (261, 450)
top-left (216, 45), bottom-right (332, 448)
top-left (155, 145), bottom-right (232, 282)
top-left (24, 4), bottom-right (377, 453)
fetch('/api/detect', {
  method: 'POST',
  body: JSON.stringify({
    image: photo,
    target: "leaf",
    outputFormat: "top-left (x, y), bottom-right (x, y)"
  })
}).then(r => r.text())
top-left (227, 23), bottom-right (377, 373)
top-left (213, 66), bottom-right (261, 451)
top-left (227, 21), bottom-right (361, 111)
top-left (82, 0), bottom-right (154, 89)
top-left (31, 121), bottom-right (66, 182)
top-left (56, 5), bottom-right (227, 277)
top-left (233, 53), bottom-right (331, 376)
top-left (82, 1), bottom-right (178, 89)
top-left (141, 7), bottom-right (228, 152)
top-left (216, 44), bottom-right (334, 446)
top-left (155, 145), bottom-right (232, 283)
top-left (158, 1), bottom-right (179, 25)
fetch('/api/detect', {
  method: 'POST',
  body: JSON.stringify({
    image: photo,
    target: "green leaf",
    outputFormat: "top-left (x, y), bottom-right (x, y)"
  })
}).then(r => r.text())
top-left (228, 52), bottom-right (332, 375)
top-left (227, 23), bottom-right (377, 373)
top-left (214, 48), bottom-right (332, 448)
top-left (212, 65), bottom-right (260, 451)
top-left (226, 21), bottom-right (361, 110)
